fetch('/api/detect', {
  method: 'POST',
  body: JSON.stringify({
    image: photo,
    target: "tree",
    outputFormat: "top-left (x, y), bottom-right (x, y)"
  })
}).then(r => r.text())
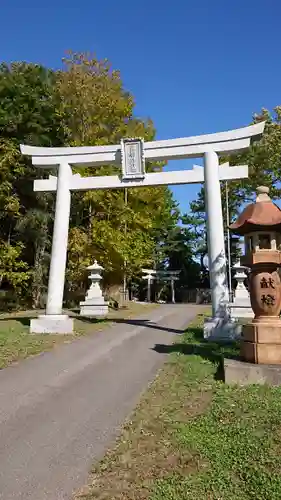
top-left (0, 63), bottom-right (63, 306)
top-left (0, 53), bottom-right (206, 309)
top-left (56, 52), bottom-right (178, 299)
top-left (56, 51), bottom-right (136, 147)
top-left (167, 220), bottom-right (202, 287)
top-left (0, 54), bottom-right (182, 307)
top-left (0, 242), bottom-right (30, 292)
top-left (0, 62), bottom-right (62, 146)
top-left (187, 107), bottom-right (281, 290)
top-left (223, 108), bottom-right (281, 204)
top-left (16, 208), bottom-right (52, 307)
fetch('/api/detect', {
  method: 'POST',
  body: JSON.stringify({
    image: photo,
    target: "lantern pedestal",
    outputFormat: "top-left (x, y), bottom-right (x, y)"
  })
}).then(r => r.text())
top-left (240, 251), bottom-right (281, 364)
top-left (241, 321), bottom-right (281, 364)
top-left (80, 303), bottom-right (108, 317)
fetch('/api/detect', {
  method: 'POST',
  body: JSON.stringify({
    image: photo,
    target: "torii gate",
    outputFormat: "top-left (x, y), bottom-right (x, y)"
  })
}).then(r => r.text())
top-left (20, 121), bottom-right (265, 338)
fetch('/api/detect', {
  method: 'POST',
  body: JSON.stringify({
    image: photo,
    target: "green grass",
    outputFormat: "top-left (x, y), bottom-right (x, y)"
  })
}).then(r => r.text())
top-left (0, 302), bottom-right (157, 369)
top-left (77, 314), bottom-right (281, 500)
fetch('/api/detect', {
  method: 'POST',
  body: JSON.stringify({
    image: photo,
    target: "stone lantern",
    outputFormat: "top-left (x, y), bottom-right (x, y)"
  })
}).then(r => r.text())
top-left (80, 261), bottom-right (109, 317)
top-left (229, 258), bottom-right (253, 319)
top-left (230, 186), bottom-right (281, 364)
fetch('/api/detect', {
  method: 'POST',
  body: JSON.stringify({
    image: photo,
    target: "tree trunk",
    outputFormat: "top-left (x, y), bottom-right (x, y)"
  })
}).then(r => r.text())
top-left (32, 241), bottom-right (46, 309)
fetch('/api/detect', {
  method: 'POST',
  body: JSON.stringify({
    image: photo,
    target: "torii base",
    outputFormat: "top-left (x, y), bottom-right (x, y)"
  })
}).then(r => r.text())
top-left (204, 316), bottom-right (242, 341)
top-left (30, 315), bottom-right (74, 334)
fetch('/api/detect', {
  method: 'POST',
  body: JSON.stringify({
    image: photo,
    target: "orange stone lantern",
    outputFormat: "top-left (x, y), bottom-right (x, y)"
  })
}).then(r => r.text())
top-left (230, 186), bottom-right (281, 364)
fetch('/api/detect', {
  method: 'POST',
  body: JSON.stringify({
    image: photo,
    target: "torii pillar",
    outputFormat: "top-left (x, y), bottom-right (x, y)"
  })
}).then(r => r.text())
top-left (203, 151), bottom-right (232, 339)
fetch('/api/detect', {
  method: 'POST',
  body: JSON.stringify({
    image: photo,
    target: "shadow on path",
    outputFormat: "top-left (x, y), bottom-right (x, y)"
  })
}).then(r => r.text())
top-left (77, 316), bottom-right (186, 335)
top-left (0, 315), bottom-right (186, 335)
top-left (152, 326), bottom-right (240, 381)
top-left (114, 318), bottom-right (185, 335)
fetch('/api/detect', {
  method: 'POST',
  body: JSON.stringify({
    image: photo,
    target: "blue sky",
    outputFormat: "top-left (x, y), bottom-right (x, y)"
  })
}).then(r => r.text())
top-left (1, 0), bottom-right (280, 214)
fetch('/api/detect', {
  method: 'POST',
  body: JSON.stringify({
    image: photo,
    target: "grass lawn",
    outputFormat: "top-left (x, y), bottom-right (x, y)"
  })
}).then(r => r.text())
top-left (0, 302), bottom-right (157, 369)
top-left (77, 313), bottom-right (281, 500)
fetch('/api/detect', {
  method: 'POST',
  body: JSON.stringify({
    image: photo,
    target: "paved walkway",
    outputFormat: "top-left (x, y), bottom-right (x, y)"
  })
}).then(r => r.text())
top-left (0, 304), bottom-right (202, 500)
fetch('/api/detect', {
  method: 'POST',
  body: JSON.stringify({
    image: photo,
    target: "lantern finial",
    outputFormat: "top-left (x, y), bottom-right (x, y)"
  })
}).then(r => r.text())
top-left (256, 186), bottom-right (270, 202)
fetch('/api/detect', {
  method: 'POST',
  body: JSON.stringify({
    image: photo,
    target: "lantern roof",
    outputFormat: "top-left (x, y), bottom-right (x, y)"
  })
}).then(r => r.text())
top-left (230, 186), bottom-right (281, 235)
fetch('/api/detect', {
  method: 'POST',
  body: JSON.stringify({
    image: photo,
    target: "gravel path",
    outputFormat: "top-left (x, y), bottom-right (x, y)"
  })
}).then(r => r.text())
top-left (0, 304), bottom-right (202, 499)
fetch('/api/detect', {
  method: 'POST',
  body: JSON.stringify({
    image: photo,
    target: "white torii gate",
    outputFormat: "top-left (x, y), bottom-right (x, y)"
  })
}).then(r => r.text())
top-left (20, 121), bottom-right (265, 338)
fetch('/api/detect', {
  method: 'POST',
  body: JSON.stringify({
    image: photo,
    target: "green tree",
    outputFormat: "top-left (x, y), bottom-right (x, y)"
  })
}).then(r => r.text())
top-left (56, 52), bottom-right (178, 299)
top-left (16, 208), bottom-right (52, 307)
top-left (0, 53), bottom-right (202, 309)
top-left (0, 62), bottom-right (62, 146)
top-left (187, 108), bottom-right (281, 288)
top-left (223, 107), bottom-right (281, 204)
top-left (0, 242), bottom-right (30, 292)
top-left (0, 62), bottom-right (63, 306)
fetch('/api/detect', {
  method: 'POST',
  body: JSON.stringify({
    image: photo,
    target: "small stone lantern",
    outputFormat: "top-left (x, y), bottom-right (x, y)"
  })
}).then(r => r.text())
top-left (229, 258), bottom-right (253, 319)
top-left (230, 186), bottom-right (281, 364)
top-left (80, 260), bottom-right (109, 317)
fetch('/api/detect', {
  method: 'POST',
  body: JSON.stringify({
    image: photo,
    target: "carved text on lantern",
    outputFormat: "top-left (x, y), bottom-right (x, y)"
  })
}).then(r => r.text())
top-left (260, 277), bottom-right (275, 289)
top-left (261, 294), bottom-right (276, 306)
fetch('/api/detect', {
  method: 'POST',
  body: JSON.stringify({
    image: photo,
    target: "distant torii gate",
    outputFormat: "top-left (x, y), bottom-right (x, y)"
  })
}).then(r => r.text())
top-left (20, 121), bottom-right (265, 338)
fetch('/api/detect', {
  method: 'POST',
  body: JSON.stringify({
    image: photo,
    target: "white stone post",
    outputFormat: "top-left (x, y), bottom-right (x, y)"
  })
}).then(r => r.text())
top-left (142, 270), bottom-right (155, 302)
top-left (147, 276), bottom-right (152, 302)
top-left (171, 278), bottom-right (175, 304)
top-left (203, 151), bottom-right (237, 339)
top-left (204, 151), bottom-right (228, 313)
top-left (30, 162), bottom-right (73, 334)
